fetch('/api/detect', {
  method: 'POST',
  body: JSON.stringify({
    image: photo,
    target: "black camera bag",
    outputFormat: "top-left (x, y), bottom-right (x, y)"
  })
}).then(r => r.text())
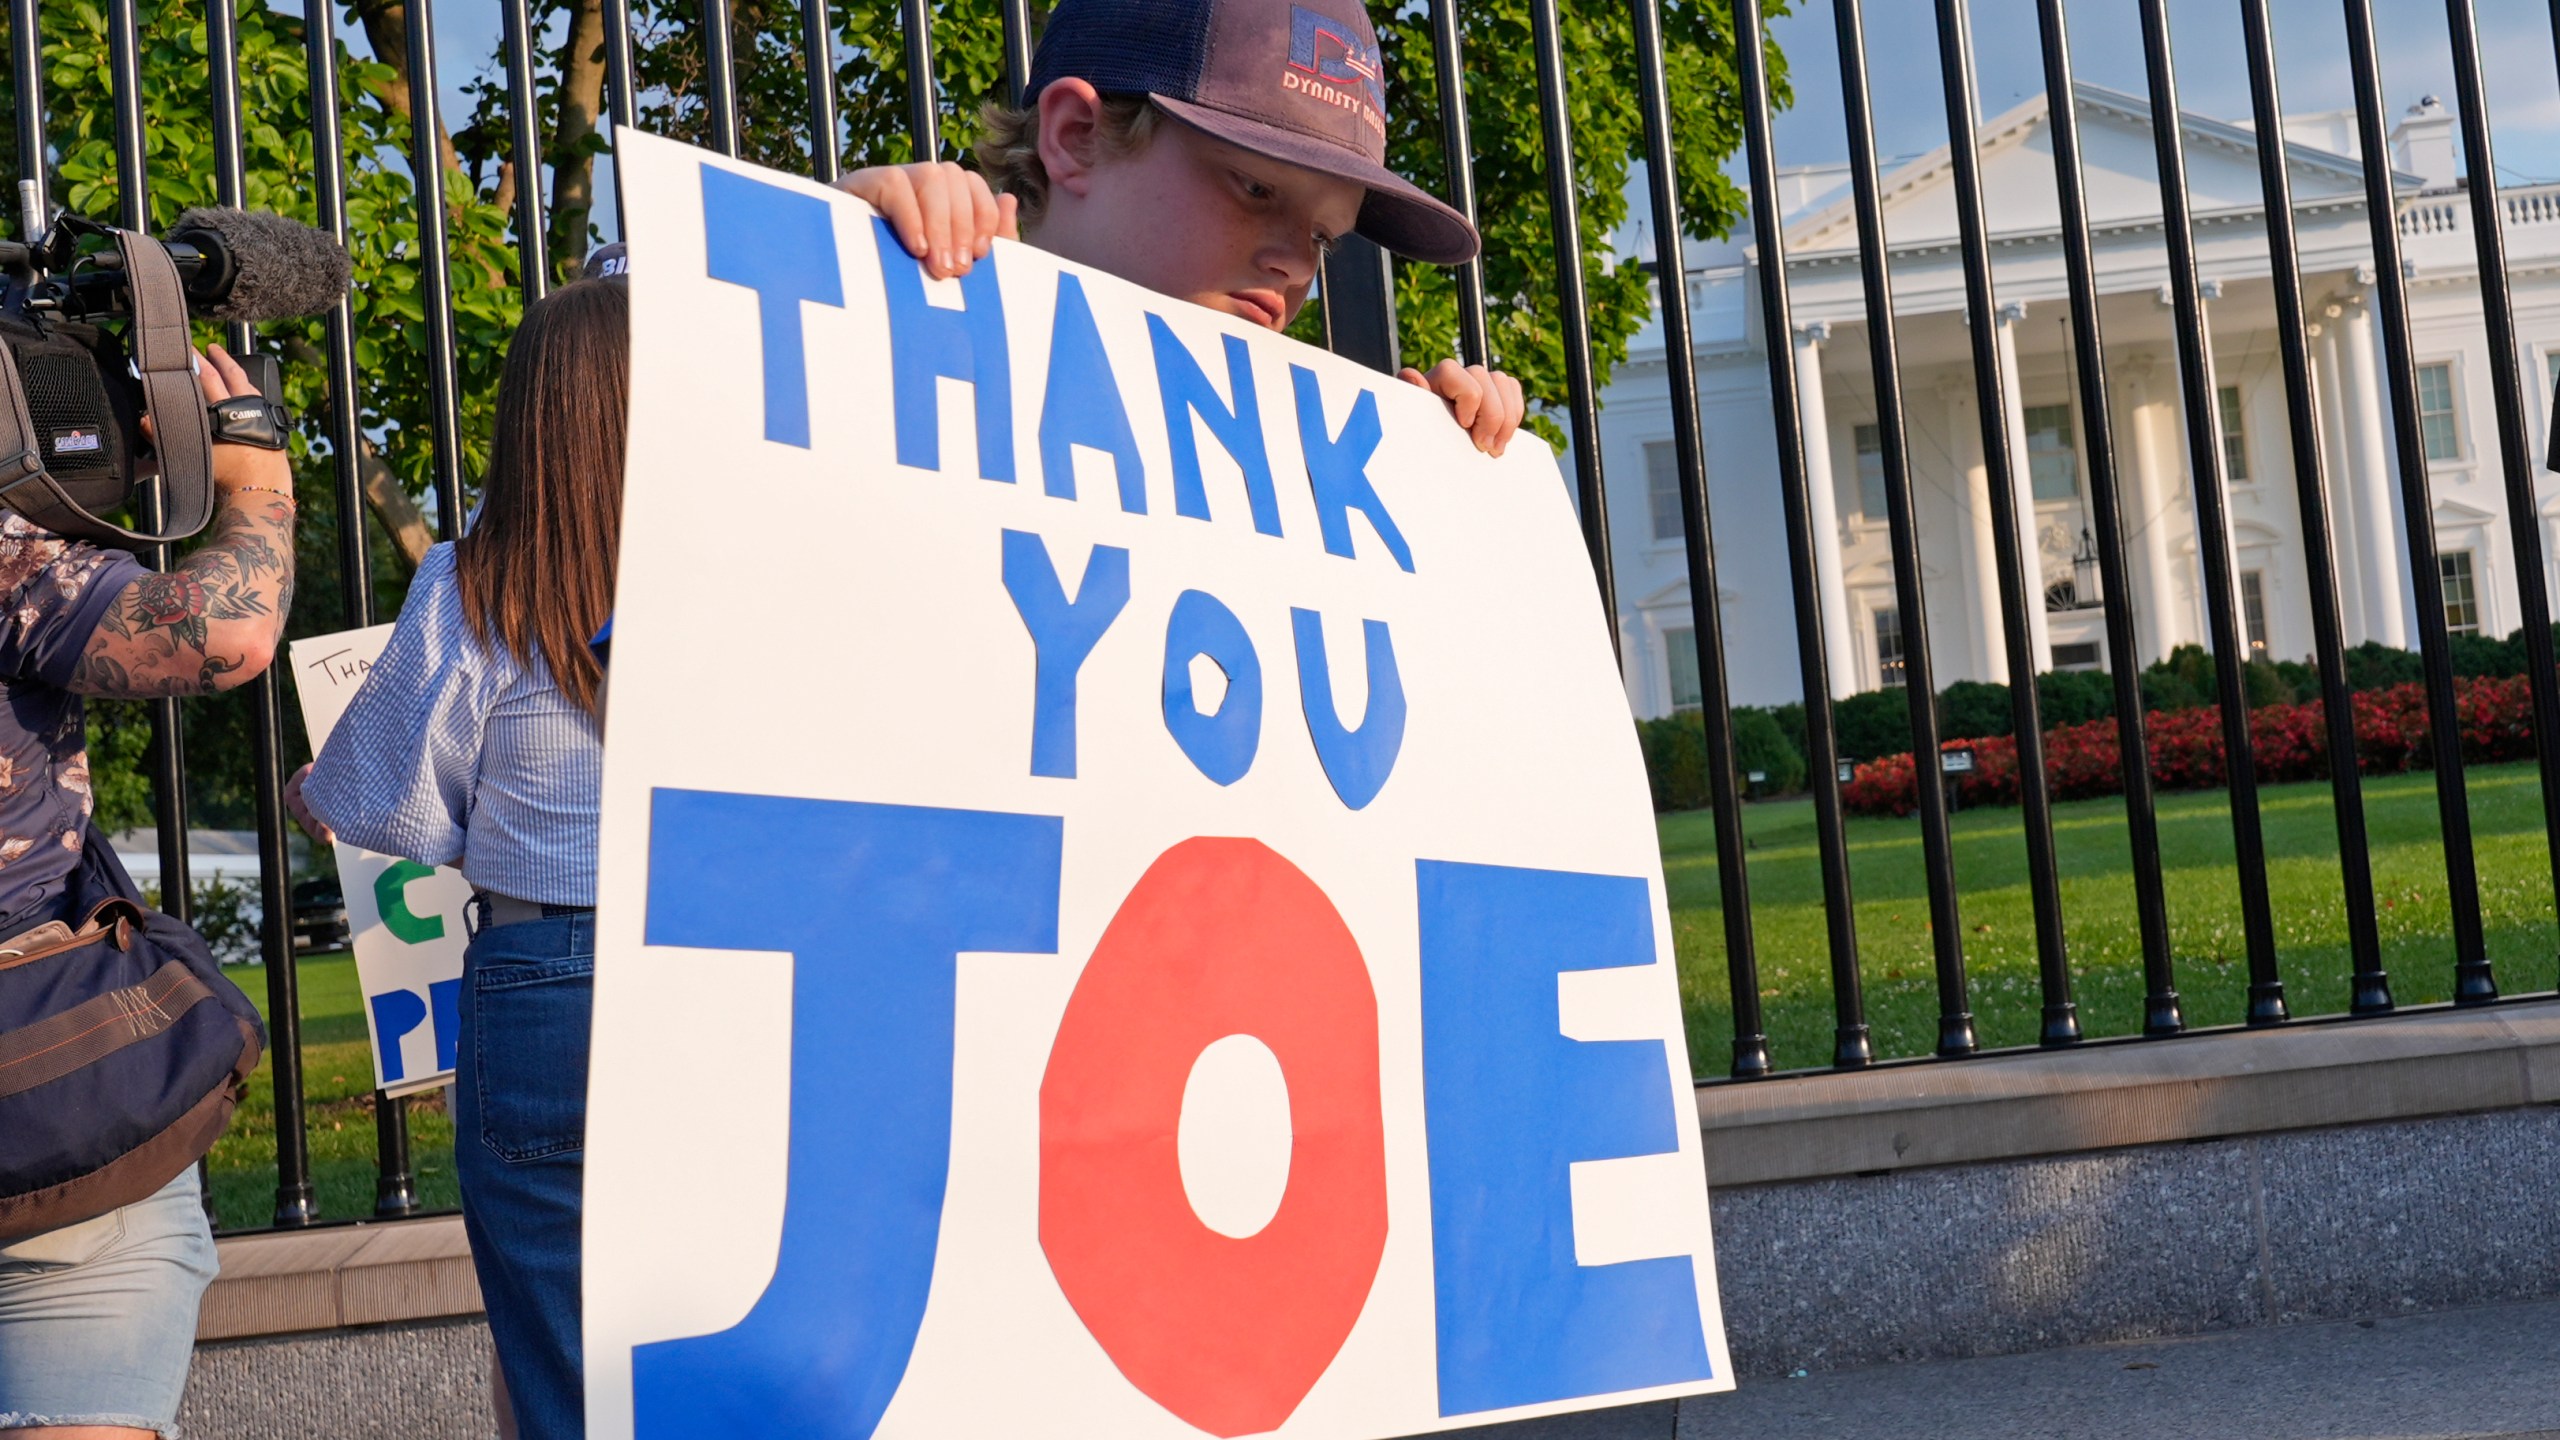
top-left (0, 230), bottom-right (215, 549)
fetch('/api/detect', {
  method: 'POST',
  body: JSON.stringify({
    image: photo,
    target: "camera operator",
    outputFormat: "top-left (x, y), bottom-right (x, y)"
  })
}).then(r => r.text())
top-left (0, 342), bottom-right (293, 1440)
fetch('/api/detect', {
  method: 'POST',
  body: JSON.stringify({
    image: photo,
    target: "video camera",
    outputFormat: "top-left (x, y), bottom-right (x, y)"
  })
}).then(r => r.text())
top-left (0, 190), bottom-right (351, 549)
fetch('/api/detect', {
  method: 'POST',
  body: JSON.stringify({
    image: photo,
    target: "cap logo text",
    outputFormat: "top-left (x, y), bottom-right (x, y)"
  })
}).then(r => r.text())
top-left (1284, 6), bottom-right (1386, 140)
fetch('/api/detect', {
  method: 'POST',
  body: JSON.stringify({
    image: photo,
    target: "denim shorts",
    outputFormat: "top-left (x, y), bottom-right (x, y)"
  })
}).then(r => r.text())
top-left (0, 1166), bottom-right (218, 1436)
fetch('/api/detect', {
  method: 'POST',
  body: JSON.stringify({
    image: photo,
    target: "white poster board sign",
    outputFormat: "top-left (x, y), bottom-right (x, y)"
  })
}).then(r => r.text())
top-left (289, 626), bottom-right (472, 1098)
top-left (585, 130), bottom-right (1730, 1440)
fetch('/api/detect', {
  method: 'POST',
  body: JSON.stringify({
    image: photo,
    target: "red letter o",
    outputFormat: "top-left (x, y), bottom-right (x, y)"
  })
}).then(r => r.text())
top-left (1039, 837), bottom-right (1388, 1437)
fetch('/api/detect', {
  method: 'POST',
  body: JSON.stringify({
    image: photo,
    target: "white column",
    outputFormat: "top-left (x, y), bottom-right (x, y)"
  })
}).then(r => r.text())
top-left (2339, 275), bottom-right (2410, 649)
top-left (1995, 301), bottom-right (2054, 674)
top-left (1794, 323), bottom-right (1858, 701)
top-left (2314, 310), bottom-right (2368, 646)
top-left (1954, 381), bottom-right (2009, 685)
top-left (2124, 363), bottom-right (2184, 666)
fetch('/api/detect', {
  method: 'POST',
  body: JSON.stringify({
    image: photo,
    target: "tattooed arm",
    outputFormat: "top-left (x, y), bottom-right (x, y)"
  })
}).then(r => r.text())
top-left (69, 345), bottom-right (295, 699)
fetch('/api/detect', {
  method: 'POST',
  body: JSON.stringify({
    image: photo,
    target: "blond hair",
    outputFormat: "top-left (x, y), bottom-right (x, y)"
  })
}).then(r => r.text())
top-left (974, 93), bottom-right (1164, 229)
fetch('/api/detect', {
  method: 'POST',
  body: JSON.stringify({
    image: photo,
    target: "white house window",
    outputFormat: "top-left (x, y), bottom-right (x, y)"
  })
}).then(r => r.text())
top-left (1663, 625), bottom-right (1702, 709)
top-left (2051, 640), bottom-right (2102, 670)
top-left (1645, 441), bottom-right (1682, 543)
top-left (2439, 551), bottom-right (2482, 635)
top-left (1874, 607), bottom-right (1906, 689)
top-left (2240, 569), bottom-right (2269, 658)
top-left (2023, 404), bottom-right (2079, 501)
top-left (1854, 423), bottom-right (1889, 519)
top-left (2418, 362), bottom-right (2462, 462)
top-left (2218, 386), bottom-right (2251, 482)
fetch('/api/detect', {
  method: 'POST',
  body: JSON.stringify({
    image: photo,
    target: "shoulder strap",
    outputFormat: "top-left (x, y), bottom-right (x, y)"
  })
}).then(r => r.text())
top-left (114, 231), bottom-right (214, 542)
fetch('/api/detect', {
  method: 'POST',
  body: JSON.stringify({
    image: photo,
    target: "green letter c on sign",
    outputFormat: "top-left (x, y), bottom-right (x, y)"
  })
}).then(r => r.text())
top-left (375, 860), bottom-right (447, 945)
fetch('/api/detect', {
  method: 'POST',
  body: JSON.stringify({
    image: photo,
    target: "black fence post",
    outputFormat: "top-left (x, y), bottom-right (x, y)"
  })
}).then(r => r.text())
top-left (2343, 0), bottom-right (2490, 1000)
top-left (1732, 0), bottom-right (1865, 1070)
top-left (2136, 0), bottom-right (2272, 1032)
top-left (1930, 0), bottom-right (2075, 1046)
top-left (2238, 0), bottom-right (2387, 1018)
top-left (1833, 0), bottom-right (1973, 1058)
top-left (2029, 0), bottom-right (2180, 1030)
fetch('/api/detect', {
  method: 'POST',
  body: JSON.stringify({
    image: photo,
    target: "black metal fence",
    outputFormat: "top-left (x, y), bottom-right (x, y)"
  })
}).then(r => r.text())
top-left (7, 0), bottom-right (2559, 1236)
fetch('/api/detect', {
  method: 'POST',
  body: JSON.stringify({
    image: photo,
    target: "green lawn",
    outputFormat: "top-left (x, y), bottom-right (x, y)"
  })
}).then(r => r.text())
top-left (207, 951), bottom-right (460, 1233)
top-left (1664, 758), bottom-right (2560, 1076)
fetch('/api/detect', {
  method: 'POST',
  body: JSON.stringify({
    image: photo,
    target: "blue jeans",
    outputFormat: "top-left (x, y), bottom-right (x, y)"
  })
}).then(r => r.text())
top-left (0, 1166), bottom-right (218, 1436)
top-left (455, 912), bottom-right (593, 1440)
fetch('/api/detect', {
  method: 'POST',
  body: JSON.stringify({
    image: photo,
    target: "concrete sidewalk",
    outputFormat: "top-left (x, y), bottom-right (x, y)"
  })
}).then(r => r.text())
top-left (1456, 1298), bottom-right (2560, 1440)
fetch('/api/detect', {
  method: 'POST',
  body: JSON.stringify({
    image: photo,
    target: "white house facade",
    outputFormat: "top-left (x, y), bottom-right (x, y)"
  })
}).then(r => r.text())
top-left (1601, 83), bottom-right (2559, 720)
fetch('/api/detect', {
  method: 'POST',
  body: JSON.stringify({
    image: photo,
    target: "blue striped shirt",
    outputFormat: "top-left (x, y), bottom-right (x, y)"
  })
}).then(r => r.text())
top-left (305, 544), bottom-right (602, 907)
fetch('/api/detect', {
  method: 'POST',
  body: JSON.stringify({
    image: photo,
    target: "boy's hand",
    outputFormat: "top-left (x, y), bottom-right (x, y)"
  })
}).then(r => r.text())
top-left (1400, 359), bottom-right (1525, 457)
top-left (834, 162), bottom-right (1019, 280)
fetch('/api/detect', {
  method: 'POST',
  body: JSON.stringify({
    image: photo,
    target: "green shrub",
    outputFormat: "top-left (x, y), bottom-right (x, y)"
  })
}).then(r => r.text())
top-left (1732, 707), bottom-right (1807, 794)
top-left (2034, 669), bottom-right (2116, 729)
top-left (139, 874), bottom-right (261, 965)
top-left (2449, 630), bottom-right (2522, 678)
top-left (1637, 713), bottom-right (1708, 812)
top-left (1936, 679), bottom-right (2013, 740)
top-left (1833, 688), bottom-right (1915, 765)
top-left (2344, 640), bottom-right (2424, 691)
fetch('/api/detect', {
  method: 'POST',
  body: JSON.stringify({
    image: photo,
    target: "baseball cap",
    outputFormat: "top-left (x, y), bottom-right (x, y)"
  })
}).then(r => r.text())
top-left (1026, 0), bottom-right (1480, 265)
top-left (582, 242), bottom-right (630, 282)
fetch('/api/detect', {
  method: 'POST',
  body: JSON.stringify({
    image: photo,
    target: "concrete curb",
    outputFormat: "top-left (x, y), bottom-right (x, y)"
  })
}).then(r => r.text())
top-left (1697, 997), bottom-right (2560, 1185)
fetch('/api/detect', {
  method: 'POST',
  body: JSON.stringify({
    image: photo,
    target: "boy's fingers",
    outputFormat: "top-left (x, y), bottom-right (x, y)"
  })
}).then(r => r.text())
top-left (966, 171), bottom-right (1001, 258)
top-left (874, 167), bottom-right (926, 257)
top-left (995, 192), bottom-right (1022, 241)
top-left (914, 165), bottom-right (956, 276)
top-left (1398, 366), bottom-right (1430, 389)
top-left (1493, 372), bottom-right (1524, 456)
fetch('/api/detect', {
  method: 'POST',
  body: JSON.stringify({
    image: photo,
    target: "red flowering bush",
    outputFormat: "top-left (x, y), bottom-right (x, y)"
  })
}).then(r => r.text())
top-left (1841, 677), bottom-right (2551, 816)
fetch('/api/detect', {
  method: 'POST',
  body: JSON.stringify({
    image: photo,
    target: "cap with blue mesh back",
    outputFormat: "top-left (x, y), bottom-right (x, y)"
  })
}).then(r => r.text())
top-left (1025, 0), bottom-right (1478, 265)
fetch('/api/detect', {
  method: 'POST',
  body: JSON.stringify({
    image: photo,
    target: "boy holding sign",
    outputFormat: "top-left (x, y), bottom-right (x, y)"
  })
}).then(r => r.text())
top-left (843, 0), bottom-right (1525, 456)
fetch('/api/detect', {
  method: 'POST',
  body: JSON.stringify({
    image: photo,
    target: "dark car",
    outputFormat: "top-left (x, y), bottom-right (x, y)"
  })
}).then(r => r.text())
top-left (293, 876), bottom-right (349, 953)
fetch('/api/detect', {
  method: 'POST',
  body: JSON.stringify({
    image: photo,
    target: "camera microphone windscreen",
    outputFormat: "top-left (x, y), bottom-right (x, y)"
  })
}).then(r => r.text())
top-left (168, 207), bottom-right (352, 323)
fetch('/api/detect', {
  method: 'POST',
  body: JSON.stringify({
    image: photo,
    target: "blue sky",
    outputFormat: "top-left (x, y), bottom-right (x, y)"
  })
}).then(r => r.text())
top-left (304, 0), bottom-right (2560, 239)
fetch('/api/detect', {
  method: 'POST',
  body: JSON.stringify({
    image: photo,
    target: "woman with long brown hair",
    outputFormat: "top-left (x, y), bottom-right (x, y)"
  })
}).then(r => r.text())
top-left (291, 273), bottom-right (627, 1439)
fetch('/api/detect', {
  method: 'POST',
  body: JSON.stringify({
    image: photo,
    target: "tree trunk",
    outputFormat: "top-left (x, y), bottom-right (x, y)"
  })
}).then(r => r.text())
top-left (358, 445), bottom-right (437, 570)
top-left (548, 0), bottom-right (610, 278)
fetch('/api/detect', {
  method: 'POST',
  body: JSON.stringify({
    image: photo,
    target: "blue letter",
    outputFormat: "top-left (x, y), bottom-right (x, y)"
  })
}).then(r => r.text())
top-left (1160, 590), bottom-right (1261, 786)
top-left (1416, 860), bottom-right (1712, 1415)
top-left (1290, 366), bottom-right (1413, 572)
top-left (875, 217), bottom-right (1014, 480)
top-left (631, 790), bottom-right (1064, 1440)
top-left (703, 166), bottom-right (845, 448)
top-left (1041, 276), bottom-right (1146, 511)
top-left (1290, 609), bottom-right (1405, 810)
top-left (368, 988), bottom-right (427, 1085)
top-left (1002, 529), bottom-right (1131, 778)
top-left (1149, 315), bottom-right (1282, 535)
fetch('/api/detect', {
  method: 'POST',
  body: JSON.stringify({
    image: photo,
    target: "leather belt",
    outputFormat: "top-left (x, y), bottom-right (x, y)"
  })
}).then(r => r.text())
top-left (471, 890), bottom-right (595, 929)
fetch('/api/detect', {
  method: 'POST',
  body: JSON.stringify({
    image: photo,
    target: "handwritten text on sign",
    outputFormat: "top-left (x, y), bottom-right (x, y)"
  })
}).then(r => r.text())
top-left (582, 131), bottom-right (1730, 1440)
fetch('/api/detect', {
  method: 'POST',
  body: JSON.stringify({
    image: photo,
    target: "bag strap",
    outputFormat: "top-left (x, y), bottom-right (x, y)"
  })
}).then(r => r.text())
top-left (114, 230), bottom-right (215, 541)
top-left (0, 338), bottom-right (55, 513)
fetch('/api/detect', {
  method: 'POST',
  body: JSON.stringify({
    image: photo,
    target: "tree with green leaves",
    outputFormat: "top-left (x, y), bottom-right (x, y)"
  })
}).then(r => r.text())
top-left (3, 0), bottom-right (1784, 829)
